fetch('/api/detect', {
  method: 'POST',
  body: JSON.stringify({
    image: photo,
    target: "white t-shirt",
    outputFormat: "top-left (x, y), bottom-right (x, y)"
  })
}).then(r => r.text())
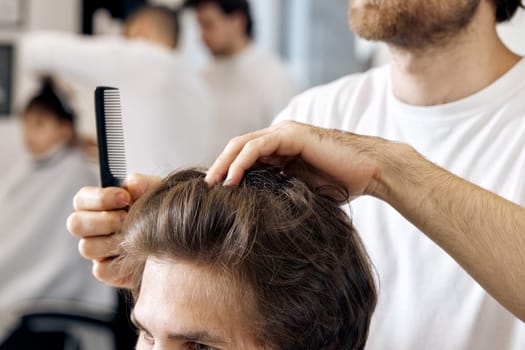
top-left (0, 148), bottom-right (116, 341)
top-left (20, 31), bottom-right (216, 175)
top-left (276, 59), bottom-right (525, 349)
top-left (205, 45), bottom-right (297, 152)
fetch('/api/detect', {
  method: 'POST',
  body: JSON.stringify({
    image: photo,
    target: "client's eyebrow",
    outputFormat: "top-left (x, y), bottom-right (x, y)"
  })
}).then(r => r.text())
top-left (167, 331), bottom-right (228, 344)
top-left (130, 310), bottom-right (229, 345)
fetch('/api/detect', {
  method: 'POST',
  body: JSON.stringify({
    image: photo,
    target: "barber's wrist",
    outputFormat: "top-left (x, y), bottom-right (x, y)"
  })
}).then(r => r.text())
top-left (365, 141), bottom-right (421, 203)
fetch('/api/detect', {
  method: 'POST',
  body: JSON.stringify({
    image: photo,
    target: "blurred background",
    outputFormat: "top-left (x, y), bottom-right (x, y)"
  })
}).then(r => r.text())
top-left (1, 0), bottom-right (524, 138)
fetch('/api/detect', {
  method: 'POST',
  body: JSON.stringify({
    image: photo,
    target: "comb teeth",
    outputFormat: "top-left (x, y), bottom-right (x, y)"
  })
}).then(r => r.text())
top-left (95, 86), bottom-right (127, 187)
top-left (103, 89), bottom-right (127, 181)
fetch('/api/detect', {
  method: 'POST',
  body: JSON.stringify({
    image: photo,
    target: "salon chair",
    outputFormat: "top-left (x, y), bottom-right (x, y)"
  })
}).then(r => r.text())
top-left (0, 290), bottom-right (136, 350)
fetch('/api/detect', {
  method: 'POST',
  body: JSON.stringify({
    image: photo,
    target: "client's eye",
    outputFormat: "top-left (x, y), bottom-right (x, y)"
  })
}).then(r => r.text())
top-left (188, 343), bottom-right (217, 350)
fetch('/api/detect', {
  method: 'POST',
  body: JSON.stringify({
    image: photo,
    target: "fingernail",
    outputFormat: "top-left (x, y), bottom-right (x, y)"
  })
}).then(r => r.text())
top-left (223, 176), bottom-right (234, 186)
top-left (116, 193), bottom-right (129, 207)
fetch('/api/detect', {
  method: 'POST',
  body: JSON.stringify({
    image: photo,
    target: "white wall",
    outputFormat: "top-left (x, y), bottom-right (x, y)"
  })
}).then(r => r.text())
top-left (284, 0), bottom-right (312, 88)
top-left (0, 0), bottom-right (78, 41)
top-left (1, 0), bottom-right (81, 115)
top-left (250, 0), bottom-right (282, 53)
top-left (25, 0), bottom-right (80, 32)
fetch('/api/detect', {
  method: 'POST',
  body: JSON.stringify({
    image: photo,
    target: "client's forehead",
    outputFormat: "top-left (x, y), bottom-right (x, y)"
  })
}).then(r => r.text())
top-left (134, 257), bottom-right (260, 348)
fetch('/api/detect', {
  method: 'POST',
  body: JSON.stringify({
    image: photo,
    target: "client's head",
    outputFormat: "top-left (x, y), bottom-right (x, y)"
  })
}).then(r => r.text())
top-left (22, 77), bottom-right (76, 157)
top-left (122, 167), bottom-right (377, 350)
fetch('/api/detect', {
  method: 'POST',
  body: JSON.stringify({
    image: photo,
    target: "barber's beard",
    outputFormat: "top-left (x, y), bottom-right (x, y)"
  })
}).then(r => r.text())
top-left (348, 0), bottom-right (481, 50)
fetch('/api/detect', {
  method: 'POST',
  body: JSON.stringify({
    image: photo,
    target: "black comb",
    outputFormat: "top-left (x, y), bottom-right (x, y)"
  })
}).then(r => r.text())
top-left (95, 87), bottom-right (127, 187)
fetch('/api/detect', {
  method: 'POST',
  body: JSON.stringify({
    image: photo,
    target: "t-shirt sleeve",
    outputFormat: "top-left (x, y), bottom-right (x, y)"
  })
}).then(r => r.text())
top-left (272, 94), bottom-right (303, 125)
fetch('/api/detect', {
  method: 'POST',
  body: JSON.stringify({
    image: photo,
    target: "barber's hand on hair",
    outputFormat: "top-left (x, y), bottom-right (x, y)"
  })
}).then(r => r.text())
top-left (209, 121), bottom-right (525, 322)
top-left (206, 120), bottom-right (399, 201)
top-left (67, 173), bottom-right (161, 288)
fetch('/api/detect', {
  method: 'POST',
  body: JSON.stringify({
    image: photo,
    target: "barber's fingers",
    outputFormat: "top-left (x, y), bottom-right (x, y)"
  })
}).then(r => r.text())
top-left (92, 258), bottom-right (133, 289)
top-left (76, 224), bottom-right (133, 289)
top-left (223, 121), bottom-right (306, 185)
top-left (73, 174), bottom-right (160, 211)
top-left (67, 210), bottom-right (127, 238)
top-left (206, 121), bottom-right (306, 186)
top-left (125, 173), bottom-right (162, 202)
top-left (206, 128), bottom-right (273, 186)
top-left (73, 187), bottom-right (130, 211)
top-left (78, 231), bottom-right (123, 260)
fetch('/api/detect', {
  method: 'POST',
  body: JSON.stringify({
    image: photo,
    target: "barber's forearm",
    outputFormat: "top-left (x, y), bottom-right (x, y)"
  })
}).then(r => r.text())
top-left (371, 144), bottom-right (525, 321)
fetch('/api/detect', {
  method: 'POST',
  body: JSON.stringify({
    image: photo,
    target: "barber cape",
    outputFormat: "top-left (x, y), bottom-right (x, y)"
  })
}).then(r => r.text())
top-left (275, 59), bottom-right (525, 349)
top-left (0, 147), bottom-right (115, 341)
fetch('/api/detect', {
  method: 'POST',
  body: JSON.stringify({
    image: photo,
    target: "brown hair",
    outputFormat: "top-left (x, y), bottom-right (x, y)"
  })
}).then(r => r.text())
top-left (184, 0), bottom-right (254, 39)
top-left (122, 167), bottom-right (377, 350)
top-left (24, 77), bottom-right (75, 125)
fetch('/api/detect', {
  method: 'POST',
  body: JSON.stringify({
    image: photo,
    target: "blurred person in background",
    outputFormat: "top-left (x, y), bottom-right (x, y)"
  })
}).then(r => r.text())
top-left (20, 5), bottom-right (215, 176)
top-left (0, 78), bottom-right (115, 345)
top-left (184, 0), bottom-right (298, 150)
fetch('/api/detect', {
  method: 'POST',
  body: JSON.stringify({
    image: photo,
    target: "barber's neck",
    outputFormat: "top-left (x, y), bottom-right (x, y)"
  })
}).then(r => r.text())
top-left (388, 2), bottom-right (520, 106)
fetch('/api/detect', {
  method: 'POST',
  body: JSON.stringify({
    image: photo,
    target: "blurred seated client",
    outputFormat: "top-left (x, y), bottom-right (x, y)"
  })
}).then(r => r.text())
top-left (0, 79), bottom-right (114, 343)
top-left (120, 167), bottom-right (377, 350)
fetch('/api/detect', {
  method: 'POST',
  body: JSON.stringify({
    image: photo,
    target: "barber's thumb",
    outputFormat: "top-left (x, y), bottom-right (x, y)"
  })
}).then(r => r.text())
top-left (125, 173), bottom-right (162, 202)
